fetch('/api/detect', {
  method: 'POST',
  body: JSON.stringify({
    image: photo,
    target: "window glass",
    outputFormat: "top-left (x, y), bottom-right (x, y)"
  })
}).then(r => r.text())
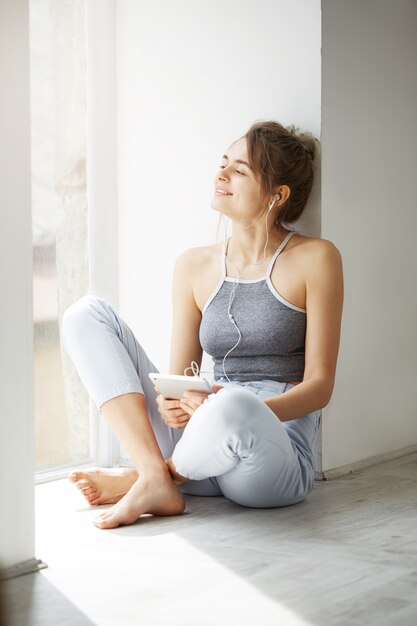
top-left (30, 0), bottom-right (90, 471)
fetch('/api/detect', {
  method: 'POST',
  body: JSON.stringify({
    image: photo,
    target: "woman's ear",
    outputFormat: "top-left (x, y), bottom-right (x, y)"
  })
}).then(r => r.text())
top-left (274, 185), bottom-right (291, 205)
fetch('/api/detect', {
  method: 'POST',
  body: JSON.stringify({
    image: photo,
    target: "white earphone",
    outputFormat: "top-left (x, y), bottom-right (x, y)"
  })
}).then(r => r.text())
top-left (222, 193), bottom-right (281, 381)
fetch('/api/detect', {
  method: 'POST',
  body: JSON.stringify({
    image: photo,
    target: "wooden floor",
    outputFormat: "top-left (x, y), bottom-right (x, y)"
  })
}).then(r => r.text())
top-left (10, 452), bottom-right (417, 625)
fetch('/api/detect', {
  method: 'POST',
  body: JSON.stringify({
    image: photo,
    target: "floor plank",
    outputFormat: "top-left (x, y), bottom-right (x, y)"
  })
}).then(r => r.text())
top-left (30, 452), bottom-right (417, 626)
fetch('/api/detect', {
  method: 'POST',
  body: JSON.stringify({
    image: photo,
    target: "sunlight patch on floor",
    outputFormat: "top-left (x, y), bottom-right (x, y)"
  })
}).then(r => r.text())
top-left (36, 479), bottom-right (313, 626)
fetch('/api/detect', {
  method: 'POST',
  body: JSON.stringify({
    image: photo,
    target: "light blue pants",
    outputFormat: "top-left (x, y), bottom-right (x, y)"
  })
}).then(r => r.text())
top-left (62, 295), bottom-right (321, 508)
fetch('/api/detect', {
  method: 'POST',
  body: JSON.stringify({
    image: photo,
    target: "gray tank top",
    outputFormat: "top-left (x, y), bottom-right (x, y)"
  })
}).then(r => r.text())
top-left (199, 230), bottom-right (306, 383)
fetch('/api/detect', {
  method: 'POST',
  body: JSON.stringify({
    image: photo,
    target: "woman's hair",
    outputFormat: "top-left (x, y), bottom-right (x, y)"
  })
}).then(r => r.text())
top-left (241, 120), bottom-right (318, 228)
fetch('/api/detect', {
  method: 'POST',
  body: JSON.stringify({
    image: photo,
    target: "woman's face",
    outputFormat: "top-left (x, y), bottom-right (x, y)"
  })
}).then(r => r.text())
top-left (210, 137), bottom-right (265, 221)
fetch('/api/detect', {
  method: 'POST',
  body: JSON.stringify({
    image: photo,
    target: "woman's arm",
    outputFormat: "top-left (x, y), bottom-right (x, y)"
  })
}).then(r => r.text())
top-left (154, 249), bottom-right (205, 431)
top-left (169, 248), bottom-right (203, 375)
top-left (265, 240), bottom-right (344, 421)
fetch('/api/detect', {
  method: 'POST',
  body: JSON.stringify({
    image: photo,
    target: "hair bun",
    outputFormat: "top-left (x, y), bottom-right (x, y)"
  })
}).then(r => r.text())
top-left (244, 119), bottom-right (318, 228)
top-left (285, 124), bottom-right (317, 162)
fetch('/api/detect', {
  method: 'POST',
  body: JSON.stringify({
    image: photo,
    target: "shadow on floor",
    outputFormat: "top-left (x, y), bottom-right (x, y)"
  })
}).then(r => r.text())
top-left (101, 453), bottom-right (417, 624)
top-left (35, 452), bottom-right (417, 626)
top-left (1, 572), bottom-right (94, 626)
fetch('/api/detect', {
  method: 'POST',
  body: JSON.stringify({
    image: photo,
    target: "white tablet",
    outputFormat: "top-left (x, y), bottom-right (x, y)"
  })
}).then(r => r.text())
top-left (148, 373), bottom-right (213, 400)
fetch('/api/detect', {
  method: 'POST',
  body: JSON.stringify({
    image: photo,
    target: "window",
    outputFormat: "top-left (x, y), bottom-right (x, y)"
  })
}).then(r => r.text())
top-left (30, 0), bottom-right (91, 472)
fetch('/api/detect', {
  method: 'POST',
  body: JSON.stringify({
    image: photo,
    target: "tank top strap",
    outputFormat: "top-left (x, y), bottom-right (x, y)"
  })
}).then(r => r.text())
top-left (266, 230), bottom-right (296, 279)
top-left (221, 235), bottom-right (231, 278)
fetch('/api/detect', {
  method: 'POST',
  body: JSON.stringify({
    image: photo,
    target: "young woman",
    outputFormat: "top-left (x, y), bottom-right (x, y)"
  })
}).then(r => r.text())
top-left (63, 120), bottom-right (344, 530)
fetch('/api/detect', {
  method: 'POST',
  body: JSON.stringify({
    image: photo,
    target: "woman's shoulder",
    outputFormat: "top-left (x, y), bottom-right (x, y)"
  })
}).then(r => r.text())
top-left (174, 241), bottom-right (222, 272)
top-left (290, 232), bottom-right (342, 262)
top-left (290, 233), bottom-right (343, 288)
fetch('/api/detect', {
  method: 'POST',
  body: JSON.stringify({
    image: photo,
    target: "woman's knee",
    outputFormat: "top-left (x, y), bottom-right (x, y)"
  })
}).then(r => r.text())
top-left (202, 387), bottom-right (260, 429)
top-left (62, 295), bottom-right (109, 340)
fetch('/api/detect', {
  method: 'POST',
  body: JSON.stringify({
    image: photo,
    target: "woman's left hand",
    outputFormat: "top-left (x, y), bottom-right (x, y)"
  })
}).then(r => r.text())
top-left (179, 385), bottom-right (223, 417)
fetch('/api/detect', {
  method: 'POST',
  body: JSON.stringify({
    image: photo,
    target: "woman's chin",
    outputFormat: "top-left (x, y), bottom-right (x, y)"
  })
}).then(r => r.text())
top-left (212, 207), bottom-right (231, 220)
top-left (210, 202), bottom-right (223, 213)
top-left (210, 199), bottom-right (230, 215)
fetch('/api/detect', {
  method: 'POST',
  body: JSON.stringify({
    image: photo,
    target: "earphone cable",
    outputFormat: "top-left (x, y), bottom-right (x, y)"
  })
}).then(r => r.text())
top-left (222, 197), bottom-right (278, 382)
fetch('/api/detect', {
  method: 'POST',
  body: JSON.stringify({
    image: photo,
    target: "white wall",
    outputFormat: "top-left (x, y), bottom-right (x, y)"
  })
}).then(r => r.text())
top-left (116, 0), bottom-right (321, 372)
top-left (0, 0), bottom-right (35, 568)
top-left (321, 0), bottom-right (417, 471)
top-left (87, 0), bottom-right (119, 306)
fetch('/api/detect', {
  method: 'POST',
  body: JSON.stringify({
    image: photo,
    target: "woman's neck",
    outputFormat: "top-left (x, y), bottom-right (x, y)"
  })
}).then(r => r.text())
top-left (226, 224), bottom-right (289, 267)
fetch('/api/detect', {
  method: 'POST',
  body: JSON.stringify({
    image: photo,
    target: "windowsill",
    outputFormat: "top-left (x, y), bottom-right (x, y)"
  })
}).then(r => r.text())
top-left (35, 461), bottom-right (98, 485)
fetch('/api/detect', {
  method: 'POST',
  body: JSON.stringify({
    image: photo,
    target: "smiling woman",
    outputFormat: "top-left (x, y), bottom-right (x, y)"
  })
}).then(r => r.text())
top-left (62, 119), bottom-right (343, 529)
top-left (213, 121), bottom-right (316, 232)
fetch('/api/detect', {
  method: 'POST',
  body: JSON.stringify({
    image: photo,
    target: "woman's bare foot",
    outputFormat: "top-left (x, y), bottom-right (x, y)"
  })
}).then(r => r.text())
top-left (93, 467), bottom-right (186, 529)
top-left (165, 456), bottom-right (189, 486)
top-left (69, 467), bottom-right (138, 506)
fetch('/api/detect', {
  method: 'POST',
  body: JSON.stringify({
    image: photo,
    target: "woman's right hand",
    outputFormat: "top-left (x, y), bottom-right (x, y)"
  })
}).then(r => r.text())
top-left (155, 392), bottom-right (191, 430)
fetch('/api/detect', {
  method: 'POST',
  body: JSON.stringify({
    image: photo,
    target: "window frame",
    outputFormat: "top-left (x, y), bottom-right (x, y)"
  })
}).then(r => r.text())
top-left (35, 0), bottom-right (120, 484)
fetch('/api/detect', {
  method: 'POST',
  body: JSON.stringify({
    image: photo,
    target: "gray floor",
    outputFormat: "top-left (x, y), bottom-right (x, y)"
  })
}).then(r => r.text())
top-left (1, 573), bottom-right (94, 626)
top-left (7, 452), bottom-right (417, 626)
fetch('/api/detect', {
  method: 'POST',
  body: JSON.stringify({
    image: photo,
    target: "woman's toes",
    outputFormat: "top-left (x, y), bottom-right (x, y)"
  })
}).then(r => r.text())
top-left (69, 471), bottom-right (82, 483)
top-left (81, 485), bottom-right (96, 496)
top-left (75, 479), bottom-right (90, 490)
top-left (70, 471), bottom-right (90, 483)
top-left (85, 493), bottom-right (98, 504)
top-left (94, 513), bottom-right (115, 529)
